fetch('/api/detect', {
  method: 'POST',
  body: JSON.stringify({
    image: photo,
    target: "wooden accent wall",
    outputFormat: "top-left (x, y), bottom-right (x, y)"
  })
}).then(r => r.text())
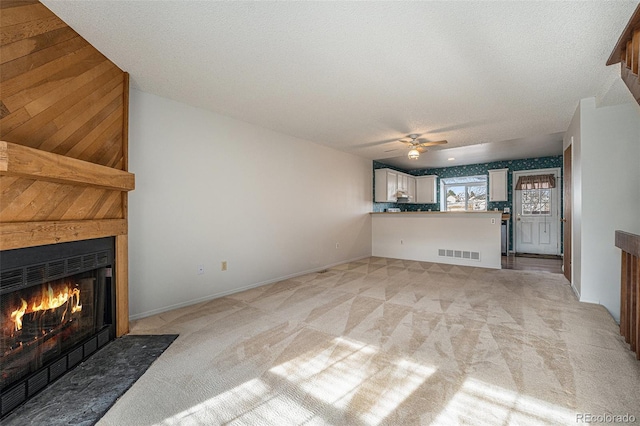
top-left (0, 1), bottom-right (132, 336)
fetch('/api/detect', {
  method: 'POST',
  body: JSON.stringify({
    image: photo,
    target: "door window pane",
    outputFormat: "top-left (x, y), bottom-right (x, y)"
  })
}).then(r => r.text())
top-left (521, 189), bottom-right (551, 215)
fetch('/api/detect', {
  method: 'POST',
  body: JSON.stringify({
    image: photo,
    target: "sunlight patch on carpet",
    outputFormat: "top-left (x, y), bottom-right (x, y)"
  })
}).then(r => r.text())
top-left (158, 336), bottom-right (437, 425)
top-left (270, 336), bottom-right (436, 424)
top-left (432, 377), bottom-right (575, 425)
top-left (270, 336), bottom-right (377, 408)
top-left (359, 358), bottom-right (436, 425)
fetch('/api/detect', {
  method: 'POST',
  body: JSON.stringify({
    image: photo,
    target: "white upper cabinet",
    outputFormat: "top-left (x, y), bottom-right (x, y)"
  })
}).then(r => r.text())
top-left (375, 168), bottom-right (420, 202)
top-left (397, 174), bottom-right (408, 192)
top-left (415, 175), bottom-right (437, 204)
top-left (488, 168), bottom-right (508, 202)
top-left (387, 170), bottom-right (398, 201)
top-left (407, 176), bottom-right (416, 201)
top-left (375, 168), bottom-right (398, 202)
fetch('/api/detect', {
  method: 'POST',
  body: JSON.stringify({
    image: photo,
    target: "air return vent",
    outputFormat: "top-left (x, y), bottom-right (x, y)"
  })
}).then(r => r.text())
top-left (439, 249), bottom-right (481, 261)
top-left (1, 247), bottom-right (112, 293)
top-left (67, 256), bottom-right (82, 273)
top-left (82, 254), bottom-right (97, 270)
top-left (47, 260), bottom-right (66, 280)
top-left (26, 264), bottom-right (46, 286)
top-left (97, 251), bottom-right (109, 267)
top-left (0, 269), bottom-right (24, 292)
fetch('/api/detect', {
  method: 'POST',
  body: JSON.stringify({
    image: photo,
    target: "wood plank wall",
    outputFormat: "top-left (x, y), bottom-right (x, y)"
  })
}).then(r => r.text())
top-left (0, 1), bottom-right (131, 335)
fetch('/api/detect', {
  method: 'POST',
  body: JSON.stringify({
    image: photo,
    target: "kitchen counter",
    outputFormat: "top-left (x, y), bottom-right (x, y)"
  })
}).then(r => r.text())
top-left (371, 210), bottom-right (502, 269)
top-left (372, 211), bottom-right (511, 221)
top-left (371, 210), bottom-right (506, 215)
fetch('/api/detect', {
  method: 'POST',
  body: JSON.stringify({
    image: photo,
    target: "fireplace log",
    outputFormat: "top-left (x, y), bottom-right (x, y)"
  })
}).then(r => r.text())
top-left (20, 302), bottom-right (70, 342)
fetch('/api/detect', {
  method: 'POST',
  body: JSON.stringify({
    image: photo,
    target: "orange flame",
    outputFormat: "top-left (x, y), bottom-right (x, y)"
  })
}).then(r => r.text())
top-left (10, 299), bottom-right (27, 331)
top-left (9, 283), bottom-right (82, 331)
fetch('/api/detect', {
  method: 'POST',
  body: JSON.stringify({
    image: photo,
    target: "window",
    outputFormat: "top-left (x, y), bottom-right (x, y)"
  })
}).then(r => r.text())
top-left (521, 188), bottom-right (551, 215)
top-left (441, 175), bottom-right (487, 211)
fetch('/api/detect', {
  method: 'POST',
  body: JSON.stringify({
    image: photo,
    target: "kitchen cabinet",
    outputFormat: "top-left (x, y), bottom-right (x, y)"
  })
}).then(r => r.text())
top-left (415, 175), bottom-right (437, 203)
top-left (397, 174), bottom-right (408, 192)
top-left (375, 168), bottom-right (399, 202)
top-left (407, 176), bottom-right (416, 201)
top-left (375, 168), bottom-right (422, 203)
top-left (489, 168), bottom-right (508, 202)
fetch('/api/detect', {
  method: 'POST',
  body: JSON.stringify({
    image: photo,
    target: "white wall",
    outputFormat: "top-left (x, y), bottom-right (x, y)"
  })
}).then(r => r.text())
top-left (565, 97), bottom-right (640, 321)
top-left (372, 212), bottom-right (502, 269)
top-left (128, 90), bottom-right (373, 319)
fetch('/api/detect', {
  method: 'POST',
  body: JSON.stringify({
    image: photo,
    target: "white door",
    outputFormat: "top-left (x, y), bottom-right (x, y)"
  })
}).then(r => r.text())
top-left (514, 169), bottom-right (561, 255)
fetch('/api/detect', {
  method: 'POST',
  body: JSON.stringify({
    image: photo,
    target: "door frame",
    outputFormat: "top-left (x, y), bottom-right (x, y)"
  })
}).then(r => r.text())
top-left (512, 167), bottom-right (562, 255)
top-left (563, 145), bottom-right (572, 282)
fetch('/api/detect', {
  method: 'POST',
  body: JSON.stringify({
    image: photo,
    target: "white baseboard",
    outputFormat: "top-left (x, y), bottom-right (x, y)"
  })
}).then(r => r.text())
top-left (129, 255), bottom-right (370, 321)
top-left (570, 282), bottom-right (580, 299)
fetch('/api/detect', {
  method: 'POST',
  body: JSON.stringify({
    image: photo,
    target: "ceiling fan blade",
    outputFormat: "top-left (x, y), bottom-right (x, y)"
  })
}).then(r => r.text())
top-left (418, 140), bottom-right (448, 147)
top-left (417, 147), bottom-right (428, 153)
top-left (350, 138), bottom-right (403, 150)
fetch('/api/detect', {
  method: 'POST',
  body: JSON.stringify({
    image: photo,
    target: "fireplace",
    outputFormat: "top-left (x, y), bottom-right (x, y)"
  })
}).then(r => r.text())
top-left (0, 238), bottom-right (116, 417)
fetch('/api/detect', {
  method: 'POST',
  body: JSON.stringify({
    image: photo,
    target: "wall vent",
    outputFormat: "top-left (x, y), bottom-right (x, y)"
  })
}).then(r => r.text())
top-left (438, 249), bottom-right (481, 261)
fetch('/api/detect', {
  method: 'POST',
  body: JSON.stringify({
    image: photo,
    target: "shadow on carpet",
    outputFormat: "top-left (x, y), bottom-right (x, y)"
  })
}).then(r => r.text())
top-left (2, 334), bottom-right (178, 426)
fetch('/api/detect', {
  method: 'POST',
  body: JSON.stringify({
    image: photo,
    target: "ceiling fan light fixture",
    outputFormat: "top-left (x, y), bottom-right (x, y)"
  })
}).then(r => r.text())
top-left (408, 148), bottom-right (420, 160)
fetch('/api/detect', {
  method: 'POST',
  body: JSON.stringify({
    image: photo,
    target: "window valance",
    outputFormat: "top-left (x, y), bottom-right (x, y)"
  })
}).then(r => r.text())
top-left (515, 174), bottom-right (556, 190)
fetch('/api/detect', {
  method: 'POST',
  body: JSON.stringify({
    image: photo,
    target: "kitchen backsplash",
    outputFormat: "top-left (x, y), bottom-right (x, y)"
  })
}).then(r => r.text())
top-left (373, 155), bottom-right (562, 211)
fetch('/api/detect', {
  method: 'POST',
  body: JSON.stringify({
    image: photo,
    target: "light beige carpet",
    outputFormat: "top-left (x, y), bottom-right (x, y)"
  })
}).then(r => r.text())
top-left (99, 257), bottom-right (640, 425)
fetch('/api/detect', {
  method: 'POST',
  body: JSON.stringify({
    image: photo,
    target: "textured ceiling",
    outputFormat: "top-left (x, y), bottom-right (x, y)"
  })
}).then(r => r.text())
top-left (42, 1), bottom-right (638, 169)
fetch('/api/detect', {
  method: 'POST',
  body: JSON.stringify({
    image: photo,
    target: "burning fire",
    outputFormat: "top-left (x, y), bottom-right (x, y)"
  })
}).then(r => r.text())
top-left (9, 283), bottom-right (82, 331)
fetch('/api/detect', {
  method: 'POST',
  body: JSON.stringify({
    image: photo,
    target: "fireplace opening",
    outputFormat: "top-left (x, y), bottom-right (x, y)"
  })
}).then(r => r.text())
top-left (0, 238), bottom-right (115, 417)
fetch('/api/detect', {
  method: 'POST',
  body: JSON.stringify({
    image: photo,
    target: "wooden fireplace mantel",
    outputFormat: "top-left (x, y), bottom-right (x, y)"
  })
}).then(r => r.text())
top-left (0, 141), bottom-right (135, 251)
top-left (0, 141), bottom-right (135, 192)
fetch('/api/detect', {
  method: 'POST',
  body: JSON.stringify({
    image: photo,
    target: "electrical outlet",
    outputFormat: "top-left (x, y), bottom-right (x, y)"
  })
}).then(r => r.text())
top-left (491, 218), bottom-right (496, 224)
top-left (335, 243), bottom-right (340, 249)
top-left (197, 265), bottom-right (204, 275)
top-left (221, 261), bottom-right (227, 271)
top-left (400, 239), bottom-right (404, 245)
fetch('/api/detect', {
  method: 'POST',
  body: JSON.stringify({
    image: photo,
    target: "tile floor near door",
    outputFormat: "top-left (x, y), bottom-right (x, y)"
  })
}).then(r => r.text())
top-left (501, 255), bottom-right (563, 273)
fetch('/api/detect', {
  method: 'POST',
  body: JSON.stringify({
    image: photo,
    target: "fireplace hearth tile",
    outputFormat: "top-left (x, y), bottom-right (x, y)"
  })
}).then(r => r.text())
top-left (1, 334), bottom-right (178, 425)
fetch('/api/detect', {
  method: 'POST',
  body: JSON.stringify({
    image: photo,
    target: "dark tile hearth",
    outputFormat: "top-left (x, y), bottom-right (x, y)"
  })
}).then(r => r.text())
top-left (2, 334), bottom-right (178, 426)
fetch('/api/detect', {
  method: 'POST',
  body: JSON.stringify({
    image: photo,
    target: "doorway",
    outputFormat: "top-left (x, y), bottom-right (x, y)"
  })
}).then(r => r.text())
top-left (514, 168), bottom-right (561, 256)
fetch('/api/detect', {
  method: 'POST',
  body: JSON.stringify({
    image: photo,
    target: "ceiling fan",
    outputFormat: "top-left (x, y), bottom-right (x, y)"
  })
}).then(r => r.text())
top-left (400, 134), bottom-right (448, 160)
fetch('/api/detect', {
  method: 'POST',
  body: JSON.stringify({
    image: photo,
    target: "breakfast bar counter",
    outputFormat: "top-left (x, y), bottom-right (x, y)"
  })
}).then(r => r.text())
top-left (371, 211), bottom-right (502, 269)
